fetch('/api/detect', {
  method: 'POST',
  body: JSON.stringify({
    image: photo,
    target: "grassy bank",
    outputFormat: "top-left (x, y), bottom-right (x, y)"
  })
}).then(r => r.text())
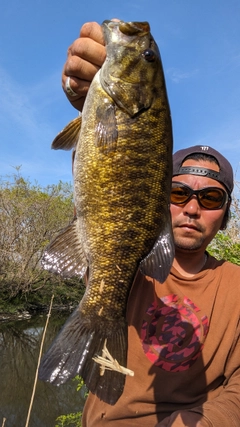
top-left (0, 278), bottom-right (85, 320)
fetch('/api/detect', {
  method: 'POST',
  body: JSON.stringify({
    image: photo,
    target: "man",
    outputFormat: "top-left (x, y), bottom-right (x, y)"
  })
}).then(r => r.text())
top-left (61, 21), bottom-right (240, 427)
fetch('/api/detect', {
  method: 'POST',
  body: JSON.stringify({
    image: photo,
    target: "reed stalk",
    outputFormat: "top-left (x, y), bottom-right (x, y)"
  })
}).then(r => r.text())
top-left (25, 294), bottom-right (54, 427)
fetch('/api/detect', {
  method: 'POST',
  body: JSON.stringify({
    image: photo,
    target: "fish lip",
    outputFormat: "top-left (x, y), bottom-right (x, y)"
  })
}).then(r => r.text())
top-left (102, 20), bottom-right (150, 37)
top-left (102, 20), bottom-right (119, 29)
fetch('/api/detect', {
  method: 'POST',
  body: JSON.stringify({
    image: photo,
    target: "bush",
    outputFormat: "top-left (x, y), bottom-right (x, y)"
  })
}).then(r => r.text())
top-left (0, 168), bottom-right (84, 310)
top-left (55, 377), bottom-right (88, 427)
top-left (208, 183), bottom-right (240, 265)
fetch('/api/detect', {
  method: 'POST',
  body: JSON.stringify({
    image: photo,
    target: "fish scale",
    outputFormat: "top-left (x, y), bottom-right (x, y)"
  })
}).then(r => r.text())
top-left (39, 19), bottom-right (174, 405)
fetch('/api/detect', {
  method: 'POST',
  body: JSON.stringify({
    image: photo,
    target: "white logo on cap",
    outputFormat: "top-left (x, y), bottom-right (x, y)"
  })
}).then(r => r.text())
top-left (201, 146), bottom-right (209, 151)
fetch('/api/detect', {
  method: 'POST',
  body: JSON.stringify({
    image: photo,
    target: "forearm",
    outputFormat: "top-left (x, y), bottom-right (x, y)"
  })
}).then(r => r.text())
top-left (156, 410), bottom-right (211, 427)
top-left (193, 367), bottom-right (240, 427)
top-left (157, 369), bottom-right (240, 427)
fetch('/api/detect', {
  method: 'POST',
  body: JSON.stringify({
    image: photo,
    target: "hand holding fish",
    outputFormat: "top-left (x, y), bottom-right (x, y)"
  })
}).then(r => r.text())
top-left (62, 21), bottom-right (106, 111)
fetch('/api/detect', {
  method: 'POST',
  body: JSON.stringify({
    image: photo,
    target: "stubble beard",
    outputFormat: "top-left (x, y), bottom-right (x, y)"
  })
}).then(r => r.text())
top-left (173, 234), bottom-right (206, 252)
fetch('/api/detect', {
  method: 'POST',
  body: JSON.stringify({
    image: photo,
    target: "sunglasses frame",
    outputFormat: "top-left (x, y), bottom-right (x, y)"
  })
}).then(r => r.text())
top-left (171, 181), bottom-right (229, 210)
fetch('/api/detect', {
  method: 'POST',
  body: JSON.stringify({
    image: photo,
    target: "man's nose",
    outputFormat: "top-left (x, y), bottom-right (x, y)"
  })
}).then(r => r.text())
top-left (183, 195), bottom-right (201, 215)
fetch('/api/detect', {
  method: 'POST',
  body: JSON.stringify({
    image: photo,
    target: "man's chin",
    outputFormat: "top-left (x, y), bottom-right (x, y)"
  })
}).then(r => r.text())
top-left (174, 238), bottom-right (204, 252)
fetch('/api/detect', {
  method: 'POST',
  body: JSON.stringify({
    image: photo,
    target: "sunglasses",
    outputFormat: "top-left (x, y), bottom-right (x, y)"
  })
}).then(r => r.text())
top-left (171, 182), bottom-right (229, 210)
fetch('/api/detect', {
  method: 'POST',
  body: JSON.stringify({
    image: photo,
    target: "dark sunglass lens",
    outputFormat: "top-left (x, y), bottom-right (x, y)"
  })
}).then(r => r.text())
top-left (171, 185), bottom-right (191, 204)
top-left (199, 188), bottom-right (225, 209)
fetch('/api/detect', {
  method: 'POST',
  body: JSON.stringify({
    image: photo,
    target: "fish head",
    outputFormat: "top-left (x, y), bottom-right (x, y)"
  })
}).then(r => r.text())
top-left (100, 20), bottom-right (163, 116)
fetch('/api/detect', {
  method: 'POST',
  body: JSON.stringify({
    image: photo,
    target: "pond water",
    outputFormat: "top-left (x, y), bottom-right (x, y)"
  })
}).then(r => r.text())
top-left (0, 312), bottom-right (86, 427)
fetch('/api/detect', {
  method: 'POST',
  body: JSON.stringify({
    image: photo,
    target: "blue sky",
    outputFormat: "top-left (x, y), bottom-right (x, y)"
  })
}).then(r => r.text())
top-left (1, 0), bottom-right (240, 192)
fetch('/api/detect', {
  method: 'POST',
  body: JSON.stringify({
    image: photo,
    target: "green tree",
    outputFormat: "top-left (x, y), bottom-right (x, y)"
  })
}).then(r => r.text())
top-left (208, 183), bottom-right (240, 265)
top-left (0, 169), bottom-right (84, 311)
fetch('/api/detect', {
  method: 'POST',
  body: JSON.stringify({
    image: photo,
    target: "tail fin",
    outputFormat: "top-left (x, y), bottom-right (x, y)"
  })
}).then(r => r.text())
top-left (38, 308), bottom-right (128, 405)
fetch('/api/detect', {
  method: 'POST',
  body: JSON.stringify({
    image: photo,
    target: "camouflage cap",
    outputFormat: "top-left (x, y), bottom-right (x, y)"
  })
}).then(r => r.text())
top-left (173, 145), bottom-right (234, 195)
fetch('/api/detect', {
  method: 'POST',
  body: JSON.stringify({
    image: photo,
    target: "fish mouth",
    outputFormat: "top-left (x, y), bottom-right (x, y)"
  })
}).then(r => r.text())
top-left (119, 21), bottom-right (150, 36)
top-left (103, 20), bottom-right (150, 37)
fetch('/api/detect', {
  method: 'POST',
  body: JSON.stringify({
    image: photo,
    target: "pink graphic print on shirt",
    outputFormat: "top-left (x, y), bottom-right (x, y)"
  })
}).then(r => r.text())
top-left (141, 294), bottom-right (209, 372)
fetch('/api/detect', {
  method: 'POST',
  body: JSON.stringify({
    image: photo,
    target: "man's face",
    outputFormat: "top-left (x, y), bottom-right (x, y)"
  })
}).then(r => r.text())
top-left (170, 159), bottom-right (228, 253)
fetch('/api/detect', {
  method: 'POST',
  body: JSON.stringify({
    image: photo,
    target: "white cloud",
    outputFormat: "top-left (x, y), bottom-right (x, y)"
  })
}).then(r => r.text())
top-left (166, 67), bottom-right (199, 83)
top-left (0, 66), bottom-right (38, 135)
top-left (0, 65), bottom-right (64, 143)
top-left (0, 65), bottom-right (74, 185)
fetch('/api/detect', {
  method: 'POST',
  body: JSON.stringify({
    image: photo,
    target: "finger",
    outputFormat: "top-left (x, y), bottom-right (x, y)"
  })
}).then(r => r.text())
top-left (68, 37), bottom-right (106, 68)
top-left (62, 74), bottom-right (90, 111)
top-left (62, 74), bottom-right (91, 97)
top-left (63, 94), bottom-right (85, 112)
top-left (63, 53), bottom-right (101, 83)
top-left (62, 53), bottom-right (100, 101)
top-left (79, 21), bottom-right (105, 45)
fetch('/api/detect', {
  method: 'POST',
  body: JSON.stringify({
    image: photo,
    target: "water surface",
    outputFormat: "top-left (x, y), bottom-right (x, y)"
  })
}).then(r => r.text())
top-left (0, 312), bottom-right (86, 427)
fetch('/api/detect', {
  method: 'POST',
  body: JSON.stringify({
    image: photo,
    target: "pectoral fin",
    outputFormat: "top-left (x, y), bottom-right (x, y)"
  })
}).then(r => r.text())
top-left (95, 102), bottom-right (118, 150)
top-left (42, 218), bottom-right (88, 278)
top-left (140, 220), bottom-right (175, 283)
top-left (51, 116), bottom-right (82, 151)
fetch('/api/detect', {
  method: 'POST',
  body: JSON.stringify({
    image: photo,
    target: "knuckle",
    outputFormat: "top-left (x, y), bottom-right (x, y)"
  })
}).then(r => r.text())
top-left (68, 39), bottom-right (89, 60)
top-left (80, 21), bottom-right (98, 38)
top-left (64, 56), bottom-right (81, 76)
top-left (67, 44), bottom-right (73, 56)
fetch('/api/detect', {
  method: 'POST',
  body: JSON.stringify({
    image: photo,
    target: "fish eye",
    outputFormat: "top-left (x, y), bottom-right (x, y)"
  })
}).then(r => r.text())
top-left (142, 49), bottom-right (156, 62)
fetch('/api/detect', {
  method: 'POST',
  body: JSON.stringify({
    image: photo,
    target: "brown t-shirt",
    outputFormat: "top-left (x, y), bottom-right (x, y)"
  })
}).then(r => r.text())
top-left (82, 255), bottom-right (240, 426)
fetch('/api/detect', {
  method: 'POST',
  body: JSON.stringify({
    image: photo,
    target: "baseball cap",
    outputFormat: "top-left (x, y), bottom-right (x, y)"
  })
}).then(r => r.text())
top-left (172, 145), bottom-right (234, 196)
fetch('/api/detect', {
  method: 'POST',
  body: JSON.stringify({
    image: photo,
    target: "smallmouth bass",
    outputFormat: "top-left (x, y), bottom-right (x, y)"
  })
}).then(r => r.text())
top-left (39, 20), bottom-right (174, 405)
